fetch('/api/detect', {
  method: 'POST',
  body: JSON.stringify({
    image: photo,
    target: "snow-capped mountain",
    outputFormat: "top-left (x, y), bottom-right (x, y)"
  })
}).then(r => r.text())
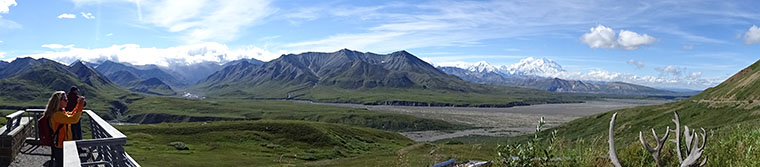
top-left (505, 57), bottom-right (565, 76)
top-left (447, 61), bottom-right (503, 73)
top-left (441, 57), bottom-right (565, 76)
top-left (436, 57), bottom-right (687, 96)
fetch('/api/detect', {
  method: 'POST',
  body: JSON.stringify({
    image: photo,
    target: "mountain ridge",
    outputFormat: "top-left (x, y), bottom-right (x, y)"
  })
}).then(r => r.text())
top-left (0, 58), bottom-right (137, 119)
top-left (195, 49), bottom-right (479, 96)
top-left (438, 59), bottom-right (683, 96)
top-left (192, 49), bottom-right (586, 106)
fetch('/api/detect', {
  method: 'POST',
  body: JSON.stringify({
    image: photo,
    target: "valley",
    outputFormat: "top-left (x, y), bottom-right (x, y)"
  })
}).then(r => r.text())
top-left (299, 99), bottom-right (669, 141)
top-left (0, 51), bottom-right (756, 166)
top-left (3, 1), bottom-right (759, 166)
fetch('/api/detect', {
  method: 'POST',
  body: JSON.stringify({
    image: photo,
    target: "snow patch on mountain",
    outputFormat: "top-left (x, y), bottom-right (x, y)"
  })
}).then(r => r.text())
top-left (505, 57), bottom-right (565, 76)
top-left (436, 57), bottom-right (565, 76)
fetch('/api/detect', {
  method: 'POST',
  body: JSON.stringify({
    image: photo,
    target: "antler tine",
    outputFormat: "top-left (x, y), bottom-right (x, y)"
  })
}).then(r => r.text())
top-left (698, 128), bottom-right (707, 151)
top-left (640, 131), bottom-right (654, 151)
top-left (672, 111), bottom-right (684, 163)
top-left (659, 127), bottom-right (670, 146)
top-left (699, 156), bottom-right (708, 166)
top-left (651, 128), bottom-right (658, 142)
top-left (684, 126), bottom-right (694, 154)
top-left (681, 128), bottom-right (707, 167)
top-left (640, 126), bottom-right (670, 167)
top-left (608, 113), bottom-right (622, 167)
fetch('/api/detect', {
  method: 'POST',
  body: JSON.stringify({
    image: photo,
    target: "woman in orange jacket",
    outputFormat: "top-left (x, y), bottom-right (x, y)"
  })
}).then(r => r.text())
top-left (42, 91), bottom-right (86, 167)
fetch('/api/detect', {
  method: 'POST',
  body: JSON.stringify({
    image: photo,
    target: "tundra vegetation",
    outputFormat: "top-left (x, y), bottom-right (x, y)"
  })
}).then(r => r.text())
top-left (489, 103), bottom-right (759, 166)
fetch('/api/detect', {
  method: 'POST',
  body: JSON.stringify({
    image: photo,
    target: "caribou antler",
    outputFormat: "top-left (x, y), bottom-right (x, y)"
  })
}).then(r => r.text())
top-left (608, 112), bottom-right (622, 167)
top-left (640, 127), bottom-right (670, 167)
top-left (609, 111), bottom-right (708, 167)
top-left (671, 111), bottom-right (708, 167)
top-left (671, 111), bottom-right (684, 163)
top-left (680, 127), bottom-right (708, 167)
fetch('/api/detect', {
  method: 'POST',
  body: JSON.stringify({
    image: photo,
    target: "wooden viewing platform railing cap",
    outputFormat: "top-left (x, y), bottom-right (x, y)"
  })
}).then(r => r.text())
top-left (1, 109), bottom-right (140, 167)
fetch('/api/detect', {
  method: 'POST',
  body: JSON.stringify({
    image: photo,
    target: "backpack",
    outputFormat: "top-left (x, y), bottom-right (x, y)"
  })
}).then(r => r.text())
top-left (38, 116), bottom-right (64, 146)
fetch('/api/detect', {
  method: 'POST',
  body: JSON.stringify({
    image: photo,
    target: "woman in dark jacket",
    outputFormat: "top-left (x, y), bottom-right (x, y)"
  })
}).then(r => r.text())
top-left (66, 86), bottom-right (85, 140)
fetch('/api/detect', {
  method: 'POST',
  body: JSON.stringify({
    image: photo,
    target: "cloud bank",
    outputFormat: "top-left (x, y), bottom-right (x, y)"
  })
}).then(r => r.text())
top-left (435, 59), bottom-right (719, 90)
top-left (17, 42), bottom-right (284, 67)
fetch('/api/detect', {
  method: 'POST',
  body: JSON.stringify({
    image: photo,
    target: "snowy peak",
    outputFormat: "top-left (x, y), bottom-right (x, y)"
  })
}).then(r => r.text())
top-left (437, 57), bottom-right (565, 76)
top-left (467, 61), bottom-right (501, 73)
top-left (442, 61), bottom-right (502, 73)
top-left (506, 57), bottom-right (565, 76)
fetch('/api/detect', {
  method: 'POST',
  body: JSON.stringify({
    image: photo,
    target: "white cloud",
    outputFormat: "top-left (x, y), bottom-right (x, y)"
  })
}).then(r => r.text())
top-left (0, 51), bottom-right (5, 58)
top-left (41, 44), bottom-right (75, 49)
top-left (581, 25), bottom-right (656, 50)
top-left (581, 25), bottom-right (617, 49)
top-left (656, 65), bottom-right (683, 77)
top-left (743, 25), bottom-right (760, 45)
top-left (544, 68), bottom-right (717, 90)
top-left (682, 45), bottom-right (694, 50)
top-left (23, 42), bottom-right (284, 67)
top-left (285, 32), bottom-right (407, 53)
top-left (141, 0), bottom-right (276, 43)
top-left (0, 0), bottom-right (18, 29)
top-left (617, 30), bottom-right (656, 50)
top-left (71, 0), bottom-right (277, 43)
top-left (58, 13), bottom-right (76, 19)
top-left (688, 72), bottom-right (702, 80)
top-left (626, 59), bottom-right (645, 69)
top-left (105, 33), bottom-right (113, 37)
top-left (0, 0), bottom-right (16, 14)
top-left (80, 12), bottom-right (95, 19)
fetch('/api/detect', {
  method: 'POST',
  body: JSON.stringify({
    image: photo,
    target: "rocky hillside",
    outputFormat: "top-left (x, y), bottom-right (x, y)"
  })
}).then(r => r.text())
top-left (195, 49), bottom-right (486, 97)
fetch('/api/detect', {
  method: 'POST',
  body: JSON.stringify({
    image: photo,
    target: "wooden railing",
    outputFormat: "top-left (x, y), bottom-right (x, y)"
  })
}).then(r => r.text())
top-left (1, 110), bottom-right (25, 135)
top-left (25, 109), bottom-right (44, 140)
top-left (25, 109), bottom-right (140, 167)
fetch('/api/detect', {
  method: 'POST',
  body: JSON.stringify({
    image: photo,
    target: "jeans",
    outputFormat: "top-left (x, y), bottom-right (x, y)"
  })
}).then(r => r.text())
top-left (72, 122), bottom-right (82, 140)
top-left (53, 147), bottom-right (63, 167)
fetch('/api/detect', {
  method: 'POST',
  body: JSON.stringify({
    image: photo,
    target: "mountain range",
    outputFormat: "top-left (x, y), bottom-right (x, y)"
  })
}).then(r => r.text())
top-left (188, 49), bottom-right (591, 107)
top-left (95, 60), bottom-right (184, 89)
top-left (193, 49), bottom-right (485, 98)
top-left (0, 49), bottom-right (699, 110)
top-left (0, 57), bottom-right (135, 119)
top-left (437, 58), bottom-right (688, 96)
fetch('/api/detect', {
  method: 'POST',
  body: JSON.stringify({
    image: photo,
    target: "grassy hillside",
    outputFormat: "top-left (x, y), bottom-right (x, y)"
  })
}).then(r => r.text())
top-left (118, 120), bottom-right (495, 167)
top-left (691, 59), bottom-right (760, 104)
top-left (118, 120), bottom-right (413, 167)
top-left (122, 97), bottom-right (464, 132)
top-left (489, 60), bottom-right (760, 166)
top-left (0, 63), bottom-right (136, 119)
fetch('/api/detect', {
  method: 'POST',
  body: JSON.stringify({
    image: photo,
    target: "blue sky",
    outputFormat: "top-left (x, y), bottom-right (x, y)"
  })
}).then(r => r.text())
top-left (0, 0), bottom-right (759, 90)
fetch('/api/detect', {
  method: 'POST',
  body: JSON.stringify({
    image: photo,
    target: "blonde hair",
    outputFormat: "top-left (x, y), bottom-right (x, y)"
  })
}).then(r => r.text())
top-left (43, 91), bottom-right (66, 118)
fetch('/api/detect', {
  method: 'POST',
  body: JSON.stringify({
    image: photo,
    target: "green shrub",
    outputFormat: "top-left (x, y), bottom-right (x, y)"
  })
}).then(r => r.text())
top-left (494, 117), bottom-right (559, 167)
